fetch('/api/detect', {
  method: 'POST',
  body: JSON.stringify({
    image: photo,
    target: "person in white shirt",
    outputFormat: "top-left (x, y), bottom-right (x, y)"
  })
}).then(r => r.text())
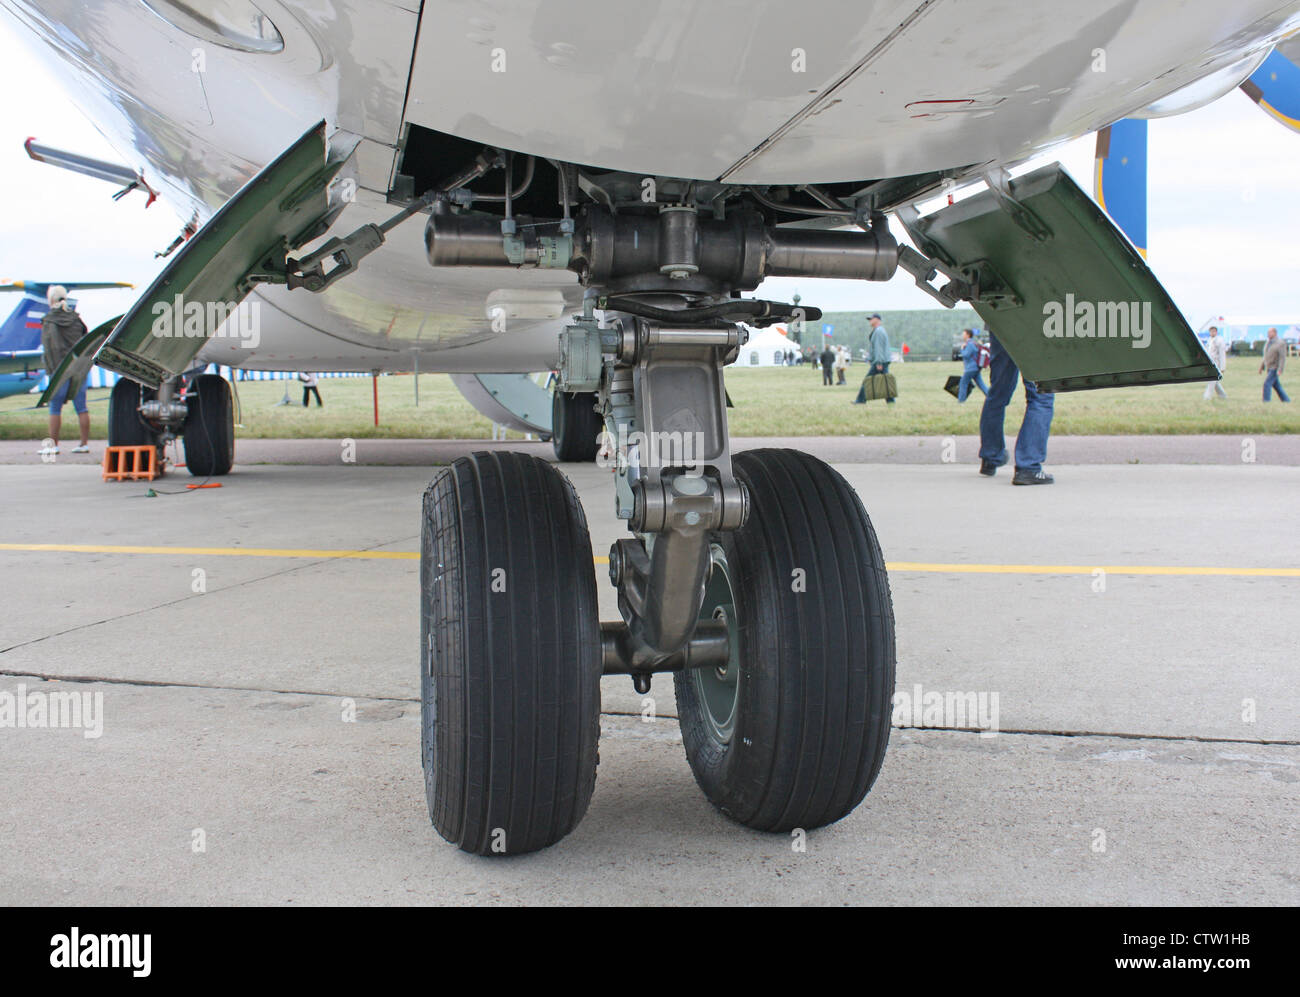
top-left (299, 371), bottom-right (323, 407)
top-left (1202, 326), bottom-right (1227, 400)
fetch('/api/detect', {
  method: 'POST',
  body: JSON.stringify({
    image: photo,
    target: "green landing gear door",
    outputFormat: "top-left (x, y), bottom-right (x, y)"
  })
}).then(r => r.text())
top-left (899, 164), bottom-right (1217, 392)
top-left (95, 120), bottom-right (359, 387)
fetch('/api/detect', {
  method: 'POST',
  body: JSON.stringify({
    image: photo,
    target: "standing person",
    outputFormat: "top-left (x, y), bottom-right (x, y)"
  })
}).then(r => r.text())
top-left (957, 328), bottom-right (988, 402)
top-left (866, 314), bottom-right (894, 404)
top-left (1260, 327), bottom-right (1289, 403)
top-left (978, 331), bottom-right (1055, 484)
top-left (1203, 326), bottom-right (1228, 400)
top-left (39, 285), bottom-right (90, 455)
top-left (300, 371), bottom-right (323, 407)
top-left (819, 344), bottom-right (835, 386)
top-left (834, 345), bottom-right (848, 384)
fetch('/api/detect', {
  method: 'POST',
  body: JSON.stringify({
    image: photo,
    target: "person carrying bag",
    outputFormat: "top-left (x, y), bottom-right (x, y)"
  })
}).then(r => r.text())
top-left (854, 314), bottom-right (898, 404)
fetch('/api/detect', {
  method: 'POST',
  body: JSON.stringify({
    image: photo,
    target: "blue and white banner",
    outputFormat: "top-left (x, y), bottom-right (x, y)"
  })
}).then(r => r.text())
top-left (31, 364), bottom-right (370, 393)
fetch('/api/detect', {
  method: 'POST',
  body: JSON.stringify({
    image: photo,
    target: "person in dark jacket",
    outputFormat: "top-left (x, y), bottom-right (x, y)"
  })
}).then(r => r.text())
top-left (819, 345), bottom-right (835, 386)
top-left (39, 285), bottom-right (90, 455)
top-left (1260, 327), bottom-right (1290, 402)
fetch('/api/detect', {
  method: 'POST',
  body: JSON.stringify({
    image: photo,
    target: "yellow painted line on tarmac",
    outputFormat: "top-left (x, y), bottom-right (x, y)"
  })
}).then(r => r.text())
top-left (889, 562), bottom-right (1300, 577)
top-left (0, 542), bottom-right (417, 560)
top-left (0, 543), bottom-right (1295, 577)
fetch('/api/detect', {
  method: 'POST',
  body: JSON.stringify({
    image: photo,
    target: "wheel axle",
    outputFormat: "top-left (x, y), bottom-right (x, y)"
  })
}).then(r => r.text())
top-left (599, 619), bottom-right (731, 677)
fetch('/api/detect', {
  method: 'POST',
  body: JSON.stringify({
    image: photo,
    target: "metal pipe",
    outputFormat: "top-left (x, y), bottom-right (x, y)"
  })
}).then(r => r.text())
top-left (377, 191), bottom-right (434, 235)
top-left (471, 155), bottom-right (535, 202)
top-left (798, 183), bottom-right (851, 211)
top-left (747, 186), bottom-right (852, 218)
top-left (643, 326), bottom-right (744, 349)
top-left (437, 154), bottom-right (494, 193)
top-left (602, 297), bottom-right (818, 325)
top-left (767, 228), bottom-right (899, 281)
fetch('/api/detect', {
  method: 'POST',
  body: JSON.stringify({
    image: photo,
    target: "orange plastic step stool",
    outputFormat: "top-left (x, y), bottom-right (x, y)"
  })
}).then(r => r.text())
top-left (103, 445), bottom-right (158, 482)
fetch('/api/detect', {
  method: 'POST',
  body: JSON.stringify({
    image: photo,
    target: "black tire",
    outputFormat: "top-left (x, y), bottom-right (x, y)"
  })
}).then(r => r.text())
top-left (182, 374), bottom-right (234, 476)
top-left (551, 390), bottom-right (601, 462)
top-left (674, 448), bottom-right (895, 832)
top-left (420, 451), bottom-right (602, 855)
top-left (107, 379), bottom-right (155, 448)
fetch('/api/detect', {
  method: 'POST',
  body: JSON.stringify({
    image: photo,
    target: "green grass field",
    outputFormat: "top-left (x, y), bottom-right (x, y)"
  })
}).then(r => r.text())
top-left (2, 360), bottom-right (1295, 440)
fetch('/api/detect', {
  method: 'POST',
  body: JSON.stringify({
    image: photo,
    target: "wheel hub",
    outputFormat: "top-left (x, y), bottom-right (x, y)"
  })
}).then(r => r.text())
top-left (692, 544), bottom-right (740, 744)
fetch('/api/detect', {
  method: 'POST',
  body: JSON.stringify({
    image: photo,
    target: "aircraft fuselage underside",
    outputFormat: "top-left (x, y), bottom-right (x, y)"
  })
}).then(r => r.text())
top-left (6, 0), bottom-right (1297, 373)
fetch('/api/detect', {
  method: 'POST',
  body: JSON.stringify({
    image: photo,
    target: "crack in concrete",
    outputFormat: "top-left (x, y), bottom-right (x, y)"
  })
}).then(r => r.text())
top-left (1, 669), bottom-right (1295, 748)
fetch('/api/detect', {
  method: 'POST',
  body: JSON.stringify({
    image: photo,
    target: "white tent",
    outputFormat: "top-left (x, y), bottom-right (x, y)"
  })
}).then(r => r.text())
top-left (733, 325), bottom-right (796, 367)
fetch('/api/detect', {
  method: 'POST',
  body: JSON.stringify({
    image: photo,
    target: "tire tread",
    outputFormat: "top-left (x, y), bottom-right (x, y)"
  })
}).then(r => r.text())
top-left (675, 448), bottom-right (895, 833)
top-left (422, 451), bottom-right (600, 855)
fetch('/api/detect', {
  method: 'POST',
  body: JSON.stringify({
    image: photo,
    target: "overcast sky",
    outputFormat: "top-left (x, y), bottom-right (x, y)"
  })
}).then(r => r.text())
top-left (1, 16), bottom-right (1296, 334)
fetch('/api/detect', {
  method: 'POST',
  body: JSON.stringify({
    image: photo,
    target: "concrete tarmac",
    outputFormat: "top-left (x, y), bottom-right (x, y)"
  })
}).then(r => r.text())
top-left (4, 433), bottom-right (1300, 467)
top-left (1, 450), bottom-right (1296, 905)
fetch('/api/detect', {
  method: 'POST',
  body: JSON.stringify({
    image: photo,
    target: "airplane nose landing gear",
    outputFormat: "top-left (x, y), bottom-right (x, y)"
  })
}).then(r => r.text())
top-left (419, 164), bottom-right (898, 853)
top-left (417, 308), bottom-right (896, 855)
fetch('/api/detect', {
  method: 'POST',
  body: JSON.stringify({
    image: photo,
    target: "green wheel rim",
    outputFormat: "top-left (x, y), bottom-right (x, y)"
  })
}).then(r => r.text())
top-left (691, 543), bottom-right (740, 744)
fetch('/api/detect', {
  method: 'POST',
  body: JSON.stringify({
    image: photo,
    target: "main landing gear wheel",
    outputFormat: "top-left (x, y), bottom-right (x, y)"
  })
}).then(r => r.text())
top-left (551, 389), bottom-right (602, 462)
top-left (673, 448), bottom-right (896, 832)
top-left (182, 373), bottom-right (234, 476)
top-left (420, 451), bottom-right (602, 855)
top-left (107, 378), bottom-right (156, 448)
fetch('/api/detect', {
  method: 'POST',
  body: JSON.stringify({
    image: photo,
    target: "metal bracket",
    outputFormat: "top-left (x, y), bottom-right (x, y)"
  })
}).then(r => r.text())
top-left (963, 258), bottom-right (1023, 310)
top-left (282, 191), bottom-right (435, 293)
top-left (893, 199), bottom-right (1025, 310)
top-left (896, 244), bottom-right (973, 309)
top-left (982, 167), bottom-right (1053, 243)
top-left (286, 223), bottom-right (385, 292)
